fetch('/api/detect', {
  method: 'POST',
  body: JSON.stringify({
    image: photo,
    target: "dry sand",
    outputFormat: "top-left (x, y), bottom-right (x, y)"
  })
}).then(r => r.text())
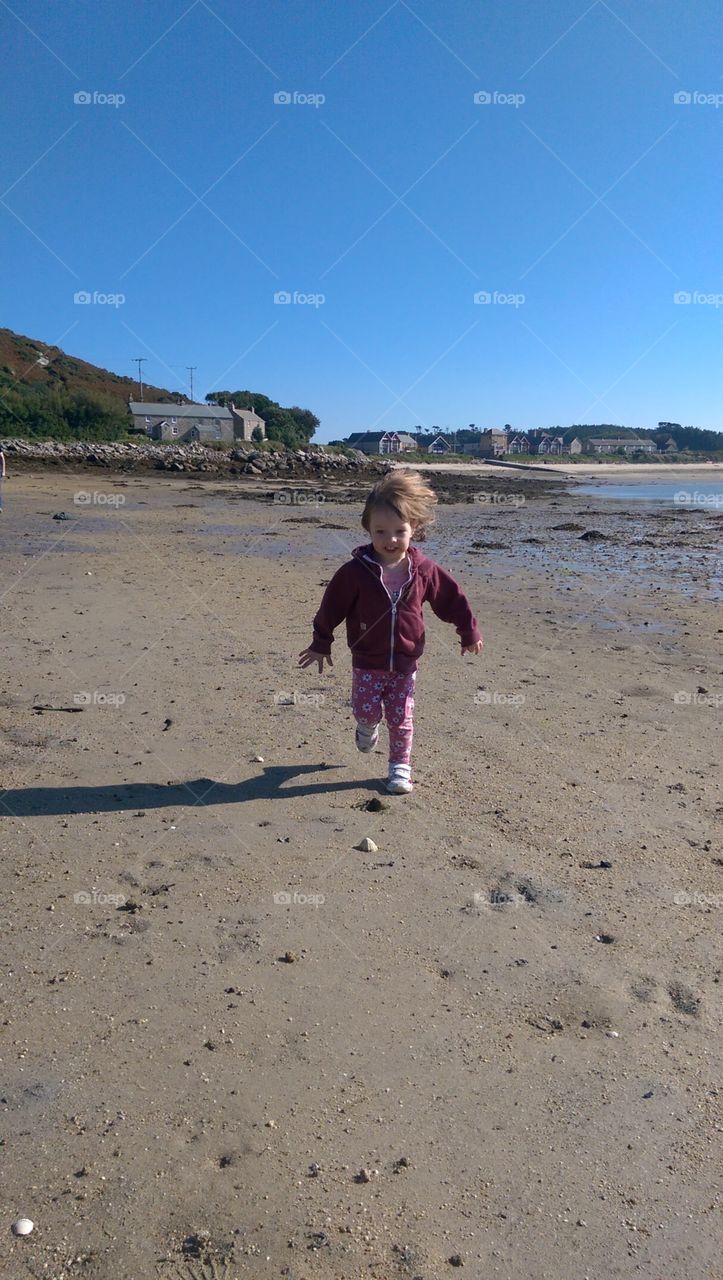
top-left (0, 468), bottom-right (720, 1280)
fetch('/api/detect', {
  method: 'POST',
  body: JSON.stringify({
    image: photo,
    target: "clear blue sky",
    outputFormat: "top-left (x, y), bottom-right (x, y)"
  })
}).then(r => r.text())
top-left (3, 0), bottom-right (721, 441)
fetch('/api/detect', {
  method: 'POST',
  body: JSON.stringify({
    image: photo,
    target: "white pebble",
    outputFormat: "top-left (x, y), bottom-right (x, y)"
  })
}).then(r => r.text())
top-left (12, 1218), bottom-right (34, 1236)
top-left (355, 837), bottom-right (378, 853)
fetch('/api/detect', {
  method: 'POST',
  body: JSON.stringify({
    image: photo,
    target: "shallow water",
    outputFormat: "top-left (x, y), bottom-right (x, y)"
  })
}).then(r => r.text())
top-left (577, 480), bottom-right (723, 507)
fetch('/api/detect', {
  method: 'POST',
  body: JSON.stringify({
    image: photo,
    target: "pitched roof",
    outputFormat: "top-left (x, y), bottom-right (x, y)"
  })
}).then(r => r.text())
top-left (129, 401), bottom-right (232, 420)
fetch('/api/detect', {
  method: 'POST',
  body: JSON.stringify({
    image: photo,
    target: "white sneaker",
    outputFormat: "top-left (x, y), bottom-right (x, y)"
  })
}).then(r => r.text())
top-left (355, 722), bottom-right (380, 753)
top-left (386, 764), bottom-right (413, 794)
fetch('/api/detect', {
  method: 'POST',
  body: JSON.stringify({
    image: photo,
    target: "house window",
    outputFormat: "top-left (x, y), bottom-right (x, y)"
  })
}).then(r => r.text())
top-left (170, 417), bottom-right (177, 424)
top-left (145, 417), bottom-right (151, 424)
top-left (171, 425), bottom-right (179, 436)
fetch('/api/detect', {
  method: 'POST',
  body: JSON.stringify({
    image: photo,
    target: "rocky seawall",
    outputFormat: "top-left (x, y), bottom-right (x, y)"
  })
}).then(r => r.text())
top-left (0, 437), bottom-right (389, 480)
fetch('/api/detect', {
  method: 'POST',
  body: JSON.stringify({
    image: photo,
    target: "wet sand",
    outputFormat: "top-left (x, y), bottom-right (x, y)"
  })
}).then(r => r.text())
top-left (1, 470), bottom-right (720, 1279)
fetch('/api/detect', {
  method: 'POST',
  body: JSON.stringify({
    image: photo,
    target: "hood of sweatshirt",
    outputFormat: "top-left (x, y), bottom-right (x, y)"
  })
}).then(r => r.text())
top-left (351, 543), bottom-right (430, 574)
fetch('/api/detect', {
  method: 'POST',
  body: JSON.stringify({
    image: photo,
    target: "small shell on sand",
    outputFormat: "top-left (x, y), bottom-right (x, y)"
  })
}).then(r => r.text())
top-left (355, 837), bottom-right (378, 852)
top-left (11, 1218), bottom-right (34, 1236)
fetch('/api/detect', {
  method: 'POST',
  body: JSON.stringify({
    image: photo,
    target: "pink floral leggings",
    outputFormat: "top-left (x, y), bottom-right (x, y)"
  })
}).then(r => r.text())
top-left (351, 668), bottom-right (417, 766)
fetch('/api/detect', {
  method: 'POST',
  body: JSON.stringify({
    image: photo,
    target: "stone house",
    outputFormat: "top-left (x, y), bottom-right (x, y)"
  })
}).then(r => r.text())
top-left (128, 401), bottom-right (265, 444)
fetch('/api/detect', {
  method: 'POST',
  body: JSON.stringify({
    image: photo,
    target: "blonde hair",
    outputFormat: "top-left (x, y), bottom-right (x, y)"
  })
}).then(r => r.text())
top-left (361, 468), bottom-right (438, 542)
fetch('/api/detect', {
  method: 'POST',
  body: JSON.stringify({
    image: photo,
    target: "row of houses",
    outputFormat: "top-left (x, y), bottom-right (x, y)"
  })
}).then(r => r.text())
top-left (125, 408), bottom-right (680, 458)
top-left (128, 401), bottom-right (266, 444)
top-left (345, 428), bottom-right (678, 457)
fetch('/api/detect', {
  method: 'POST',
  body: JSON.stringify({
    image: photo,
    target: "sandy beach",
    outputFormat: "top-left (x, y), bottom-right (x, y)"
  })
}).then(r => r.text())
top-left (1, 467), bottom-right (720, 1279)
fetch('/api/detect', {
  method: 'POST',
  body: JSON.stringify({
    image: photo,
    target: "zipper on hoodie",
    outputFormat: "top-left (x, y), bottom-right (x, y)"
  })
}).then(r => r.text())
top-left (362, 552), bottom-right (413, 672)
top-left (384, 559), bottom-right (414, 672)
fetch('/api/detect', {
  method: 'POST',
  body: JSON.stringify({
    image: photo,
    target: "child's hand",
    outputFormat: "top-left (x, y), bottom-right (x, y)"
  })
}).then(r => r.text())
top-left (298, 647), bottom-right (333, 673)
top-left (462, 640), bottom-right (484, 656)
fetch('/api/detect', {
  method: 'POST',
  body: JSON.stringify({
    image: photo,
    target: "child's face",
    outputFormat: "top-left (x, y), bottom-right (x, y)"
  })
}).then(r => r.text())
top-left (368, 504), bottom-right (414, 563)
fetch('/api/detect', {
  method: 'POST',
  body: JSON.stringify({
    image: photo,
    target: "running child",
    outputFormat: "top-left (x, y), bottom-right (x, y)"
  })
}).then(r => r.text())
top-left (298, 469), bottom-right (483, 794)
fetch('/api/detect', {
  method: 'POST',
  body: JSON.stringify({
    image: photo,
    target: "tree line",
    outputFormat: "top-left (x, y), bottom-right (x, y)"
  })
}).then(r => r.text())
top-left (205, 391), bottom-right (319, 448)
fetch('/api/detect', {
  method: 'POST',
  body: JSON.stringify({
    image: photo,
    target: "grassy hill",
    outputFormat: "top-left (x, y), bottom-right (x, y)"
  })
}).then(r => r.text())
top-left (0, 328), bottom-right (190, 441)
top-left (0, 328), bottom-right (187, 406)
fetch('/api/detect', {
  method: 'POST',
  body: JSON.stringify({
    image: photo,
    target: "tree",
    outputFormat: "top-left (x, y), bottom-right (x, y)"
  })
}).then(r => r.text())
top-left (205, 389), bottom-right (320, 448)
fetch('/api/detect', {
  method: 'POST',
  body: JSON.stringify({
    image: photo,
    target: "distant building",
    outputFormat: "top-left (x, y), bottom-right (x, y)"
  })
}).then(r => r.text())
top-left (657, 436), bottom-right (679, 453)
top-left (345, 430), bottom-right (417, 455)
top-left (129, 401), bottom-right (265, 443)
top-left (536, 434), bottom-right (580, 456)
top-left (507, 433), bottom-right (532, 455)
top-left (476, 430), bottom-right (509, 455)
top-left (427, 433), bottom-right (452, 454)
top-left (584, 436), bottom-right (656, 455)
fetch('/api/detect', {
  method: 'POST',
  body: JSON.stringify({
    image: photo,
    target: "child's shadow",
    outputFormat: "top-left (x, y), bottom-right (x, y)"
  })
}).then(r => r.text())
top-left (0, 763), bottom-right (386, 819)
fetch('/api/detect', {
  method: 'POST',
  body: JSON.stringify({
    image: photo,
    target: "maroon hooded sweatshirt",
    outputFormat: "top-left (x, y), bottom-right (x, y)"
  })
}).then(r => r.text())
top-left (310, 543), bottom-right (482, 675)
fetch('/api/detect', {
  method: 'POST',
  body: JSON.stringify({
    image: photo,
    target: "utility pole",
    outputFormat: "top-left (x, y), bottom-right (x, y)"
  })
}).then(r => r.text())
top-left (186, 366), bottom-right (197, 402)
top-left (132, 358), bottom-right (147, 402)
